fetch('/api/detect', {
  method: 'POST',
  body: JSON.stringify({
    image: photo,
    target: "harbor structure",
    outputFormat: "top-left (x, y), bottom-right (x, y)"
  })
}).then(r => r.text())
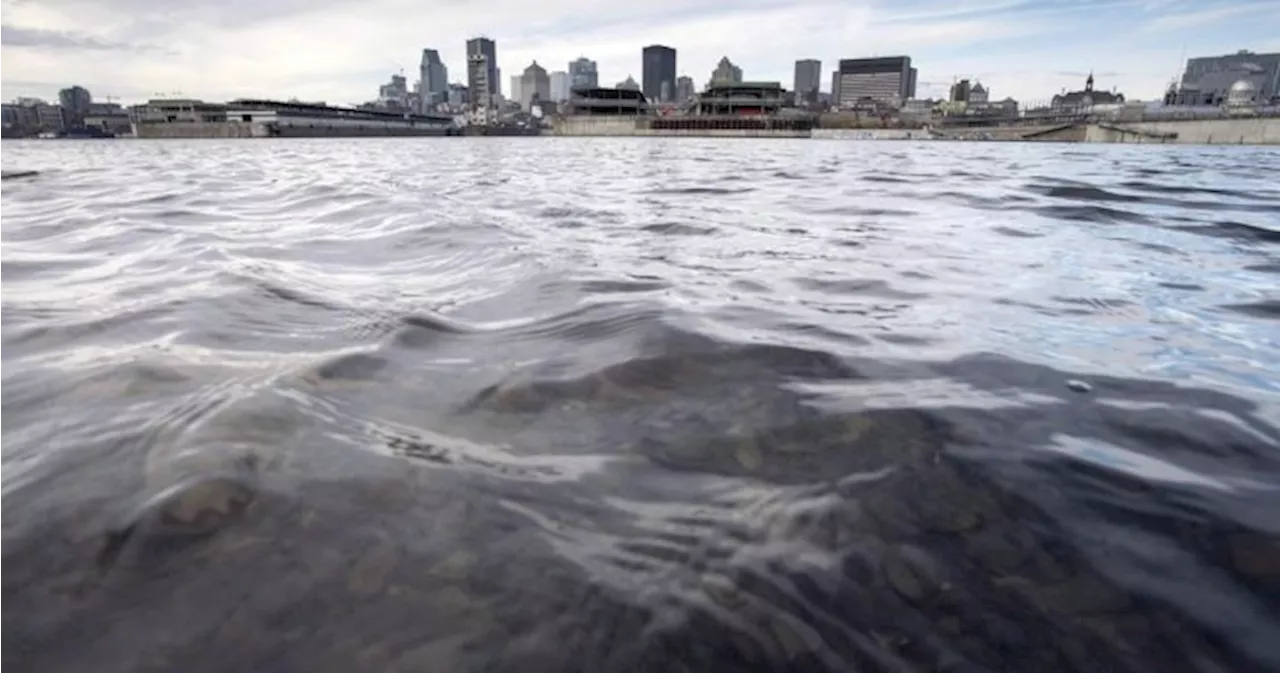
top-left (642, 45), bottom-right (677, 103)
top-left (131, 98), bottom-right (456, 138)
top-left (553, 81), bottom-right (812, 137)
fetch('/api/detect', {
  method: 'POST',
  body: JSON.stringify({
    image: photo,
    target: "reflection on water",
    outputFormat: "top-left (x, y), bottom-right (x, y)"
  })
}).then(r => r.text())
top-left (3, 139), bottom-right (1279, 673)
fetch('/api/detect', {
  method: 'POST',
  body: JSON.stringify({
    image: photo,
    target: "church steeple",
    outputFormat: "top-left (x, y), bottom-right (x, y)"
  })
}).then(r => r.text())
top-left (1085, 72), bottom-right (1094, 92)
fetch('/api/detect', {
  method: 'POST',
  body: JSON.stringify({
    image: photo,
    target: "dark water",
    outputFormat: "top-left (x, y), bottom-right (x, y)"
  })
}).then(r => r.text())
top-left (3, 138), bottom-right (1279, 673)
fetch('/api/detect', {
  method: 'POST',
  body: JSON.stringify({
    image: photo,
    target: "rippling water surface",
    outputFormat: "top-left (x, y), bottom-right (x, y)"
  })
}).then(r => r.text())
top-left (3, 138), bottom-right (1280, 673)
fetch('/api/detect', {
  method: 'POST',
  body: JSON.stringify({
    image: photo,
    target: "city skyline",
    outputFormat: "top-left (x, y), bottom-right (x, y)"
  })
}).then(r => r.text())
top-left (3, 0), bottom-right (1278, 106)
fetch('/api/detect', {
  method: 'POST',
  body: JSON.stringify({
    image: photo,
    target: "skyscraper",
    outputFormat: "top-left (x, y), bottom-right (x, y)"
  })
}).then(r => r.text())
top-left (466, 37), bottom-right (498, 102)
top-left (794, 59), bottom-right (821, 103)
top-left (641, 45), bottom-right (677, 103)
top-left (568, 57), bottom-right (598, 91)
top-left (419, 49), bottom-right (448, 112)
top-left (520, 61), bottom-right (551, 110)
top-left (708, 57), bottom-right (743, 88)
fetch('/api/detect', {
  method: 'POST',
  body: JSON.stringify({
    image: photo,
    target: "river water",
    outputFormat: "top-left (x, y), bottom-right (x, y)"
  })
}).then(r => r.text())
top-left (2, 138), bottom-right (1279, 673)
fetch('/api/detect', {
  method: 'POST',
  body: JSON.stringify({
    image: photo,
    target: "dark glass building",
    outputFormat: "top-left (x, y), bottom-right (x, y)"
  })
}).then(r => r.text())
top-left (466, 37), bottom-right (498, 98)
top-left (642, 45), bottom-right (677, 103)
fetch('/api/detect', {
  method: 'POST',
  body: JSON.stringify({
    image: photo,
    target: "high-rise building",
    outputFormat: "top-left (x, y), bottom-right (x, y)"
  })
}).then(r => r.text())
top-left (836, 56), bottom-right (914, 107)
top-left (378, 74), bottom-right (410, 109)
top-left (549, 71), bottom-right (570, 101)
top-left (510, 75), bottom-right (523, 108)
top-left (466, 37), bottom-right (498, 103)
top-left (568, 57), bottom-right (599, 91)
top-left (708, 57), bottom-right (743, 88)
top-left (794, 60), bottom-right (821, 103)
top-left (676, 75), bottom-right (695, 102)
top-left (520, 61), bottom-right (551, 110)
top-left (58, 86), bottom-right (91, 128)
top-left (419, 49), bottom-right (448, 112)
top-left (641, 45), bottom-right (677, 103)
top-left (617, 76), bottom-right (641, 91)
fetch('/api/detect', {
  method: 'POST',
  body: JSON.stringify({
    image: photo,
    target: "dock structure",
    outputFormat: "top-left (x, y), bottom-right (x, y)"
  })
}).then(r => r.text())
top-left (553, 82), bottom-right (813, 137)
top-left (131, 98), bottom-right (458, 138)
top-left (563, 87), bottom-right (651, 116)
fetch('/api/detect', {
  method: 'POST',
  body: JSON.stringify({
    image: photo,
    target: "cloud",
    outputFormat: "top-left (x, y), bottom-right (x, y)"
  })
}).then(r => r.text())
top-left (1, 0), bottom-right (1276, 106)
top-left (0, 24), bottom-right (146, 51)
top-left (1142, 3), bottom-right (1274, 32)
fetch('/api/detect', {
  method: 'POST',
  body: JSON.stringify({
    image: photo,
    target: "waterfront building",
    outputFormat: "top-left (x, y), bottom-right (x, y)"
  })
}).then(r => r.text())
top-left (520, 61), bottom-right (551, 110)
top-left (708, 57), bottom-right (744, 89)
top-left (836, 56), bottom-right (916, 108)
top-left (695, 82), bottom-right (785, 115)
top-left (676, 75), bottom-right (695, 102)
top-left (447, 83), bottom-right (469, 107)
top-left (419, 49), bottom-right (448, 112)
top-left (565, 87), bottom-right (649, 116)
top-left (1173, 50), bottom-right (1279, 106)
top-left (642, 45), bottom-right (677, 103)
top-left (968, 82), bottom-right (988, 104)
top-left (58, 86), bottom-right (92, 128)
top-left (1051, 73), bottom-right (1124, 111)
top-left (617, 75), bottom-right (641, 92)
top-left (794, 59), bottom-right (821, 103)
top-left (949, 79), bottom-right (970, 103)
top-left (569, 57), bottom-right (599, 90)
top-left (466, 37), bottom-right (499, 104)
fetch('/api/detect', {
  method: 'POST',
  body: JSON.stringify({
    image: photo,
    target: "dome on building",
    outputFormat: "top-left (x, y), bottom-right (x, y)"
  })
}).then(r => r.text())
top-left (1226, 79), bottom-right (1257, 107)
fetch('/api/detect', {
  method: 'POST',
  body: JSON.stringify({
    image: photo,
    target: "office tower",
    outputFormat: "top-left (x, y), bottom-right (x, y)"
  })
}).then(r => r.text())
top-left (568, 57), bottom-right (599, 91)
top-left (642, 45), bottom-right (677, 103)
top-left (465, 37), bottom-right (499, 100)
top-left (794, 59), bottom-right (821, 102)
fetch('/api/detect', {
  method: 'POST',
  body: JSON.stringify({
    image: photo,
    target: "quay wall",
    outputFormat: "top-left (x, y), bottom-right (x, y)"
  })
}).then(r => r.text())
top-left (1087, 118), bottom-right (1280, 145)
top-left (134, 122), bottom-right (263, 139)
top-left (551, 116), bottom-right (810, 138)
top-left (814, 129), bottom-right (934, 140)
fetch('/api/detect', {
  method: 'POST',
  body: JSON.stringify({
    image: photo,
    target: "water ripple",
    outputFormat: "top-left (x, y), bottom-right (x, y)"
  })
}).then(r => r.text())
top-left (3, 138), bottom-right (1279, 673)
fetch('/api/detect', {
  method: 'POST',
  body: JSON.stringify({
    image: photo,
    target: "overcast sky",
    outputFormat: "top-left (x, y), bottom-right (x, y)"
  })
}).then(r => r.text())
top-left (2, 0), bottom-right (1277, 106)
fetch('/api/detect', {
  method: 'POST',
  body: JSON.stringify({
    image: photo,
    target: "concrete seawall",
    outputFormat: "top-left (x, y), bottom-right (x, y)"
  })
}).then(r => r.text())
top-left (550, 117), bottom-right (810, 138)
top-left (1086, 118), bottom-right (1280, 145)
top-left (134, 122), bottom-right (264, 139)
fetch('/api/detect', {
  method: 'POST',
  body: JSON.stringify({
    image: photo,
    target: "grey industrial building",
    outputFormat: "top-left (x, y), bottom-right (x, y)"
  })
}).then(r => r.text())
top-left (642, 45), bottom-right (677, 103)
top-left (834, 56), bottom-right (916, 108)
top-left (1172, 50), bottom-right (1279, 106)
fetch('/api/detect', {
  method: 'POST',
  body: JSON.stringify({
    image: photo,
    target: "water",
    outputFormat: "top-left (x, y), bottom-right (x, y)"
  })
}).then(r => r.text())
top-left (3, 138), bottom-right (1279, 673)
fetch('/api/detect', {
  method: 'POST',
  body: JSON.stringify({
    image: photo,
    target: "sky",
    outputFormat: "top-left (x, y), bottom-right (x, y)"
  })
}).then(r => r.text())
top-left (2, 0), bottom-right (1278, 107)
